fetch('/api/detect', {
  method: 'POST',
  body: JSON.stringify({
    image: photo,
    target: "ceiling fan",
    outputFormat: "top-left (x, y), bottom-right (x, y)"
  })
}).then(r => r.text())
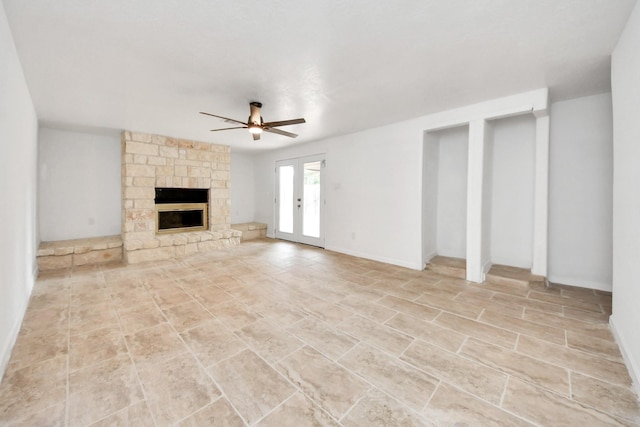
top-left (200, 102), bottom-right (305, 141)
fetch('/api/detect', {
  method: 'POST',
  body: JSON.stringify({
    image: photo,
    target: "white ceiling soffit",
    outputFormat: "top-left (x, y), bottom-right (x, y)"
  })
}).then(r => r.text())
top-left (3, 0), bottom-right (636, 151)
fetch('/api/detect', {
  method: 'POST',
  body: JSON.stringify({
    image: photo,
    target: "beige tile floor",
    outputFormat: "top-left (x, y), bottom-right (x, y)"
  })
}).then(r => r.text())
top-left (1, 239), bottom-right (639, 426)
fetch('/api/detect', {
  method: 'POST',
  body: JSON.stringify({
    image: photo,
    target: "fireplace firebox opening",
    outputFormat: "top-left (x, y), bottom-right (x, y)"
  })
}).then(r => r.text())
top-left (155, 188), bottom-right (208, 234)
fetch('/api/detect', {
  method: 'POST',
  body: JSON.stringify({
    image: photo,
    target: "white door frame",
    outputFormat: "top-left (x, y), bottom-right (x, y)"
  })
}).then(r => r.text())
top-left (275, 154), bottom-right (325, 247)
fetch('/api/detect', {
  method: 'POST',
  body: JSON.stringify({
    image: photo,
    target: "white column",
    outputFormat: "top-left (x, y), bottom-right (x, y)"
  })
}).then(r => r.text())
top-left (466, 119), bottom-right (488, 283)
top-left (532, 114), bottom-right (550, 276)
top-left (422, 131), bottom-right (440, 267)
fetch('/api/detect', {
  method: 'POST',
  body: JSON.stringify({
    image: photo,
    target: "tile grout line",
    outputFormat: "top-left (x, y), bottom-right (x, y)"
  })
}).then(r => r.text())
top-left (514, 333), bottom-right (521, 352)
top-left (337, 388), bottom-right (371, 424)
top-left (420, 379), bottom-right (442, 413)
top-left (251, 389), bottom-right (336, 427)
top-left (334, 341), bottom-right (436, 422)
top-left (233, 340), bottom-right (333, 424)
top-left (12, 241), bottom-right (633, 426)
top-left (568, 369), bottom-right (573, 401)
top-left (455, 306), bottom-right (576, 350)
top-left (510, 332), bottom-right (633, 389)
top-left (493, 375), bottom-right (545, 426)
top-left (108, 269), bottom-right (160, 427)
top-left (170, 396), bottom-right (236, 426)
top-left (565, 369), bottom-right (640, 424)
top-left (149, 272), bottom-right (252, 426)
top-left (455, 333), bottom-right (585, 401)
top-left (498, 374), bottom-right (510, 408)
top-left (398, 336), bottom-right (513, 409)
top-left (172, 276), bottom-right (266, 425)
top-left (284, 327), bottom-right (420, 423)
top-left (64, 273), bottom-right (72, 427)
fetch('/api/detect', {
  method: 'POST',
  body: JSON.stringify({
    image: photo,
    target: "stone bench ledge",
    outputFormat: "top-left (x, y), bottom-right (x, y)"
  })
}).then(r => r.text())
top-left (37, 235), bottom-right (123, 257)
top-left (231, 222), bottom-right (267, 241)
top-left (37, 235), bottom-right (123, 270)
top-left (231, 222), bottom-right (267, 232)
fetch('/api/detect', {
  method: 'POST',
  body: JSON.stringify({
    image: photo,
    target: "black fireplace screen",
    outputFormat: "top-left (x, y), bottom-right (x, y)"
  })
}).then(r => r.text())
top-left (158, 209), bottom-right (204, 230)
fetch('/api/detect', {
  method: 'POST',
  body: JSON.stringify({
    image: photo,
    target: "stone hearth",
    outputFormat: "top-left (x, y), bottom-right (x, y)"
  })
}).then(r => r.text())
top-left (121, 131), bottom-right (240, 264)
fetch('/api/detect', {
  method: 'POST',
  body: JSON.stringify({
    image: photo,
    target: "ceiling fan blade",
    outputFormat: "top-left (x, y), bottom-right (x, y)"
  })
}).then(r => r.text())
top-left (199, 112), bottom-right (247, 126)
top-left (210, 126), bottom-right (247, 132)
top-left (263, 118), bottom-right (306, 128)
top-left (264, 127), bottom-right (298, 138)
top-left (252, 133), bottom-right (261, 141)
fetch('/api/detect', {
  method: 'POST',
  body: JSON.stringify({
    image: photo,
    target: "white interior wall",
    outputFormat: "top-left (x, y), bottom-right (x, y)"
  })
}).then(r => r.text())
top-left (38, 127), bottom-right (121, 241)
top-left (250, 90), bottom-right (547, 271)
top-left (548, 93), bottom-right (613, 290)
top-left (254, 121), bottom-right (424, 269)
top-left (435, 126), bottom-right (468, 259)
top-left (611, 0), bottom-right (640, 393)
top-left (0, 2), bottom-right (39, 380)
top-left (230, 151), bottom-right (256, 224)
top-left (490, 114), bottom-right (536, 268)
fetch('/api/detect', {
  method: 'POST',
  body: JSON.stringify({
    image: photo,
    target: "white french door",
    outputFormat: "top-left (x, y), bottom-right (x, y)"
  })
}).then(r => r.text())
top-left (275, 154), bottom-right (325, 247)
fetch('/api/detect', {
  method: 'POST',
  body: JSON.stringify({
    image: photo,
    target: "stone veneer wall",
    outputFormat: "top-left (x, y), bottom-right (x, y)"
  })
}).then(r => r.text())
top-left (121, 131), bottom-right (240, 264)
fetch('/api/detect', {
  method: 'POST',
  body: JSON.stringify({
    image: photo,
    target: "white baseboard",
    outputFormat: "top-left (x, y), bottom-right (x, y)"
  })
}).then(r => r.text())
top-left (489, 256), bottom-right (531, 270)
top-left (423, 251), bottom-right (438, 267)
top-left (547, 274), bottom-right (612, 292)
top-left (435, 249), bottom-right (466, 259)
top-left (0, 296), bottom-right (29, 382)
top-left (32, 259), bottom-right (39, 281)
top-left (482, 260), bottom-right (492, 280)
top-left (0, 261), bottom-right (37, 382)
top-left (609, 315), bottom-right (640, 397)
top-left (324, 245), bottom-right (423, 270)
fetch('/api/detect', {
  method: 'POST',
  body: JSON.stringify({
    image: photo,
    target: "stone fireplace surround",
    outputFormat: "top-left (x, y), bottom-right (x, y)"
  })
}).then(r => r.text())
top-left (36, 131), bottom-right (242, 270)
top-left (121, 131), bottom-right (240, 264)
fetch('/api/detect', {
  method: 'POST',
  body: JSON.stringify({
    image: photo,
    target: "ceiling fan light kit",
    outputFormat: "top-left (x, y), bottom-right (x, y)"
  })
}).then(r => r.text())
top-left (248, 125), bottom-right (262, 134)
top-left (200, 101), bottom-right (305, 141)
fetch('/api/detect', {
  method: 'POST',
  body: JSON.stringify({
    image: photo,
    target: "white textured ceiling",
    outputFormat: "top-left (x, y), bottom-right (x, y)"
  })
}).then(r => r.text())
top-left (3, 0), bottom-right (636, 151)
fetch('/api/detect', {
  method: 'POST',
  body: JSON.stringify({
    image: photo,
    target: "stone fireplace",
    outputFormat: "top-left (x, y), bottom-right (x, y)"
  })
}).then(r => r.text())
top-left (121, 131), bottom-right (240, 264)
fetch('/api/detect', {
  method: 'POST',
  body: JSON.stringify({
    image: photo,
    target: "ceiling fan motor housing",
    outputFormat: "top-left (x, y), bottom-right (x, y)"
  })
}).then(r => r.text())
top-left (249, 101), bottom-right (263, 126)
top-left (200, 101), bottom-right (304, 140)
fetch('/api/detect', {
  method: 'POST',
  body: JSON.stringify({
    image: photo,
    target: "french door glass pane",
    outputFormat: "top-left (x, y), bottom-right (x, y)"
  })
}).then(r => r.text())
top-left (278, 165), bottom-right (294, 233)
top-left (302, 161), bottom-right (321, 238)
